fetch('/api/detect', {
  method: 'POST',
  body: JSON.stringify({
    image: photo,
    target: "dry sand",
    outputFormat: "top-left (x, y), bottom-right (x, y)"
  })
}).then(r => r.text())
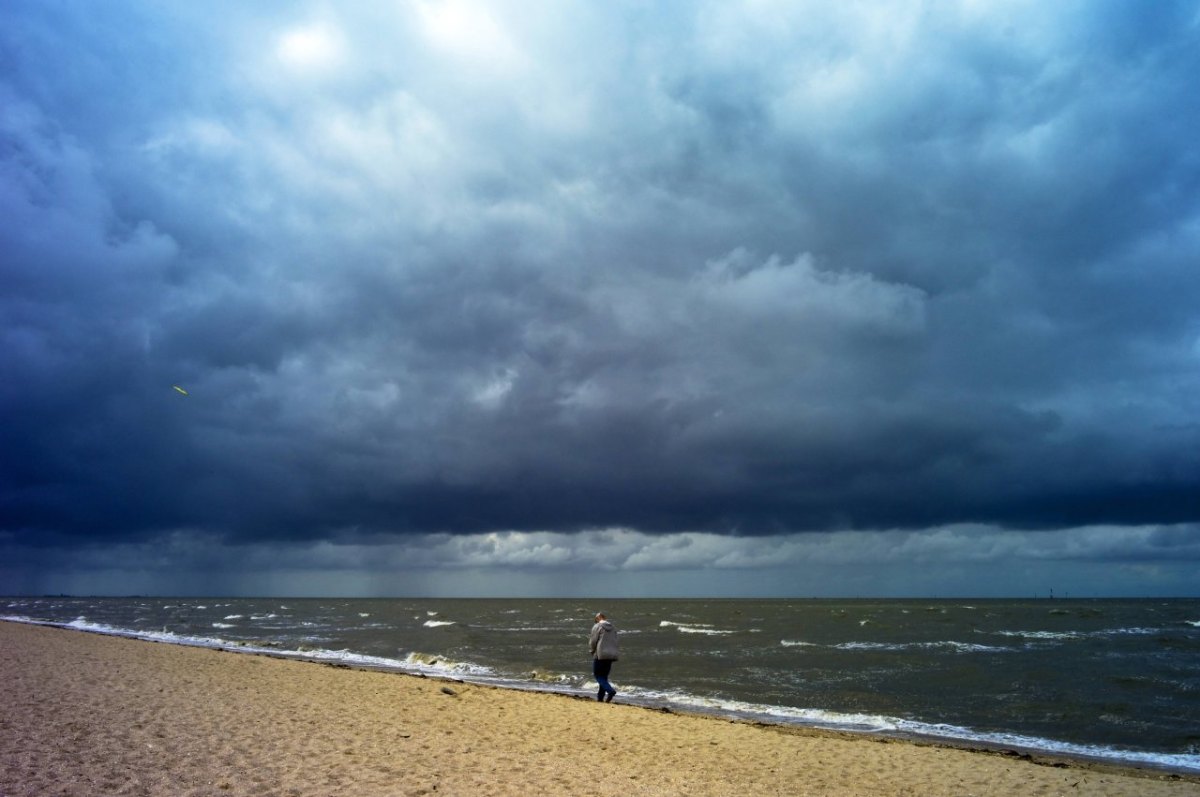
top-left (1, 620), bottom-right (1197, 797)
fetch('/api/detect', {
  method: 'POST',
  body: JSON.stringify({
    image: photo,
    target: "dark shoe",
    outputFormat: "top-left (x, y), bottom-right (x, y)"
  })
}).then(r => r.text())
top-left (605, 691), bottom-right (616, 703)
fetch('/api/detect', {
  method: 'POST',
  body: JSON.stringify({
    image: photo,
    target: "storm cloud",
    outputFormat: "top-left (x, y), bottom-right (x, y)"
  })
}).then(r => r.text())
top-left (2, 1), bottom-right (1198, 595)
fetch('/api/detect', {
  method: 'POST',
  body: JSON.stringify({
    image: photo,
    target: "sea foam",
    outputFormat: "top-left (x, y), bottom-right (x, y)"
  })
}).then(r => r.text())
top-left (661, 620), bottom-right (736, 635)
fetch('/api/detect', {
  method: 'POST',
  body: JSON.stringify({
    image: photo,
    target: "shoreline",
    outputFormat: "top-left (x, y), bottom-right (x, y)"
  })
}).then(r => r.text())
top-left (3, 620), bottom-right (1198, 796)
top-left (4, 609), bottom-right (1195, 777)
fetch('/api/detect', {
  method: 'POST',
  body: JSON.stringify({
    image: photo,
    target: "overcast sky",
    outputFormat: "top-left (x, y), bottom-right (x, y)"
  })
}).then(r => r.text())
top-left (2, 1), bottom-right (1198, 598)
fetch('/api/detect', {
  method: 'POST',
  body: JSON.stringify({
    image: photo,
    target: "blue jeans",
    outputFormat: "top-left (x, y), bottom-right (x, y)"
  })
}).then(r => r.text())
top-left (593, 658), bottom-right (616, 700)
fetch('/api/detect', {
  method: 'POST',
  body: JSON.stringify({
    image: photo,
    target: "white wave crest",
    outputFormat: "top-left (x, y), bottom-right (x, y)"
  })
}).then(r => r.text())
top-left (836, 640), bottom-right (1009, 653)
top-left (423, 620), bottom-right (456, 628)
top-left (996, 630), bottom-right (1083, 641)
top-left (661, 620), bottom-right (735, 635)
top-left (401, 651), bottom-right (491, 676)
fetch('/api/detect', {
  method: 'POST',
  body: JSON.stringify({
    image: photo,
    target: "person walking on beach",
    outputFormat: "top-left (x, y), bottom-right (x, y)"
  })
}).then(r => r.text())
top-left (589, 612), bottom-right (619, 702)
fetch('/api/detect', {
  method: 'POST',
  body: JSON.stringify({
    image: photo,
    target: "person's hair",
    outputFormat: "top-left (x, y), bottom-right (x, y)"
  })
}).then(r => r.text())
top-left (595, 612), bottom-right (606, 620)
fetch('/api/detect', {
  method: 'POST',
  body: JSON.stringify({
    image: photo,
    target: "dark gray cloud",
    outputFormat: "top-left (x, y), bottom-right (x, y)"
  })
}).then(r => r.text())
top-left (2, 2), bottom-right (1198, 595)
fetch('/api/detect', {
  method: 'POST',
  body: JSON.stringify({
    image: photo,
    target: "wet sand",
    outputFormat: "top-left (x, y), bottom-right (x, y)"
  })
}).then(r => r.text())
top-left (1, 620), bottom-right (1197, 796)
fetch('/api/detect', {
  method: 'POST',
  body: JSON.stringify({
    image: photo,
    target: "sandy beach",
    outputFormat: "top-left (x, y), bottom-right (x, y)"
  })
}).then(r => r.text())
top-left (1, 621), bottom-right (1196, 797)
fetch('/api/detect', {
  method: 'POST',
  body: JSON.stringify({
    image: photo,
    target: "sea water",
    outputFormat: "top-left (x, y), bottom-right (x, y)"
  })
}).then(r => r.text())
top-left (4, 597), bottom-right (1199, 773)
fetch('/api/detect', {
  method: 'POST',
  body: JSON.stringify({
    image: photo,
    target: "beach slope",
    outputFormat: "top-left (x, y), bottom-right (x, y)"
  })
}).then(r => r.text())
top-left (1, 621), bottom-right (1195, 796)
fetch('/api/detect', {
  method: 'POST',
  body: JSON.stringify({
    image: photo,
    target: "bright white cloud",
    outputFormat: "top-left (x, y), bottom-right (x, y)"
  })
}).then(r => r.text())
top-left (698, 250), bottom-right (927, 336)
top-left (414, 0), bottom-right (528, 74)
top-left (276, 24), bottom-right (344, 71)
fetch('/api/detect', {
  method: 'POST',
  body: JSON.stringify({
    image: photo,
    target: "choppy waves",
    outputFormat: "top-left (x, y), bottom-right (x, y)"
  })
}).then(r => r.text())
top-left (660, 620), bottom-right (739, 635)
top-left (2, 614), bottom-right (495, 681)
top-left (602, 682), bottom-right (1200, 774)
top-left (5, 597), bottom-right (1199, 775)
top-left (780, 638), bottom-right (1011, 653)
